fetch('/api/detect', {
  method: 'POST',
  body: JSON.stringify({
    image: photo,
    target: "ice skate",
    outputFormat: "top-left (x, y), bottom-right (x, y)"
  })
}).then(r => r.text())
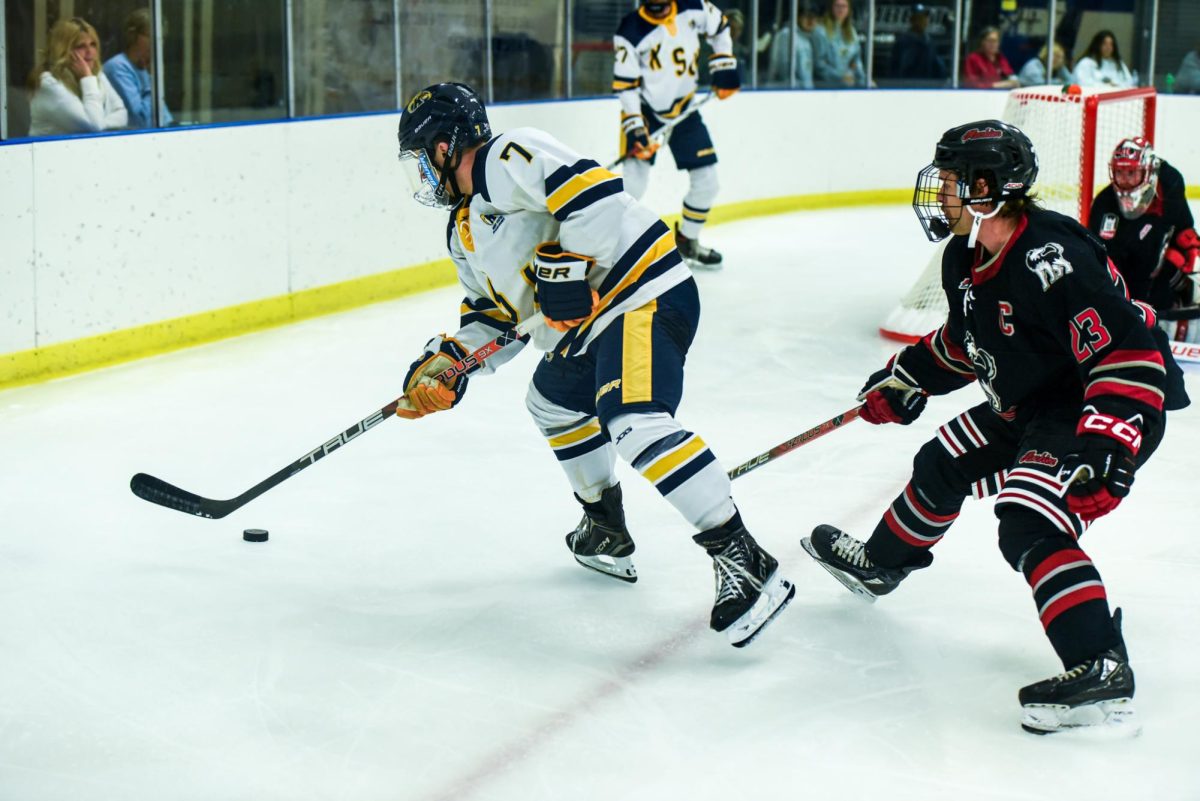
top-left (674, 223), bottom-right (723, 270)
top-left (1019, 609), bottom-right (1140, 736)
top-left (565, 484), bottom-right (637, 583)
top-left (693, 513), bottom-right (794, 647)
top-left (801, 524), bottom-right (932, 603)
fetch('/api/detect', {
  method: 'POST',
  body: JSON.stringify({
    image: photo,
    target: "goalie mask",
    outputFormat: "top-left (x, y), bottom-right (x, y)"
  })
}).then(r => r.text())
top-left (397, 82), bottom-right (491, 209)
top-left (913, 119), bottom-right (1038, 246)
top-left (1109, 136), bottom-right (1159, 219)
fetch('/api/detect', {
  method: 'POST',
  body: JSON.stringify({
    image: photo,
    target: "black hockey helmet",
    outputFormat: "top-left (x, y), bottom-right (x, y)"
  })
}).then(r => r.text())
top-left (397, 82), bottom-right (492, 209)
top-left (913, 119), bottom-right (1039, 241)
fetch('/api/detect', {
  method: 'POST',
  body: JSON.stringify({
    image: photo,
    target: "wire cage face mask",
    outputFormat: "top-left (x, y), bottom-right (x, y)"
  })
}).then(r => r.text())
top-left (398, 148), bottom-right (451, 209)
top-left (912, 163), bottom-right (965, 242)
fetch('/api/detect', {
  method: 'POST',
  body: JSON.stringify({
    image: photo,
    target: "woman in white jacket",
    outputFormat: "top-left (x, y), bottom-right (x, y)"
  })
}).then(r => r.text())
top-left (1071, 29), bottom-right (1136, 89)
top-left (28, 17), bottom-right (127, 136)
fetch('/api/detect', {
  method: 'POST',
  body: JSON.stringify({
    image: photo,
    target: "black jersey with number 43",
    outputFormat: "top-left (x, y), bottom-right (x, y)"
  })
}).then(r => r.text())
top-left (895, 207), bottom-right (1189, 425)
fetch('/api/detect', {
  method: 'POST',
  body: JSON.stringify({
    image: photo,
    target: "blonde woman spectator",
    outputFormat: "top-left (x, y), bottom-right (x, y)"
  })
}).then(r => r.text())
top-left (28, 17), bottom-right (127, 136)
top-left (1018, 42), bottom-right (1072, 86)
top-left (1072, 30), bottom-right (1135, 88)
top-left (814, 0), bottom-right (866, 87)
top-left (963, 27), bottom-right (1018, 89)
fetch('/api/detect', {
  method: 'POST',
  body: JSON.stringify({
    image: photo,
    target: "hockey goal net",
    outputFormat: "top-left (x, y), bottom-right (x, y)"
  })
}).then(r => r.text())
top-left (880, 85), bottom-right (1157, 342)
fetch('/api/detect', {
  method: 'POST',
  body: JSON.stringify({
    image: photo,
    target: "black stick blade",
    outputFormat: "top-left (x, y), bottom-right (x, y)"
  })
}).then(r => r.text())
top-left (130, 473), bottom-right (235, 519)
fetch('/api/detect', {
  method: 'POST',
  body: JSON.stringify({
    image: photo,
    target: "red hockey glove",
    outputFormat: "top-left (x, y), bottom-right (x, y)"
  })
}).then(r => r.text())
top-left (1061, 412), bottom-right (1142, 521)
top-left (857, 365), bottom-right (927, 425)
top-left (1164, 227), bottom-right (1199, 274)
top-left (395, 336), bottom-right (469, 420)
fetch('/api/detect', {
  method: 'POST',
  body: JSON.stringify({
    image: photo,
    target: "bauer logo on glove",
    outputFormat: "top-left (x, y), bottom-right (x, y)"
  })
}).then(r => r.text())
top-left (534, 242), bottom-right (601, 332)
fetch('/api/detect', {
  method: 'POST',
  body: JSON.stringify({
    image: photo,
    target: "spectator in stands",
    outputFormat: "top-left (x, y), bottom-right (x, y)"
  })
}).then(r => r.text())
top-left (1072, 30), bottom-right (1135, 88)
top-left (28, 16), bottom-right (127, 136)
top-left (725, 9), bottom-right (754, 70)
top-left (104, 8), bottom-right (173, 129)
top-left (1173, 42), bottom-right (1200, 94)
top-left (768, 2), bottom-right (822, 88)
top-left (1017, 42), bottom-right (1072, 86)
top-left (814, 0), bottom-right (866, 88)
top-left (963, 27), bottom-right (1018, 89)
top-left (890, 4), bottom-right (947, 82)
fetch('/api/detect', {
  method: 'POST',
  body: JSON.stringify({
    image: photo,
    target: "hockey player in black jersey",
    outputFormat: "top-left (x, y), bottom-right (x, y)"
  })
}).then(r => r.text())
top-left (801, 120), bottom-right (1189, 735)
top-left (1089, 137), bottom-right (1199, 341)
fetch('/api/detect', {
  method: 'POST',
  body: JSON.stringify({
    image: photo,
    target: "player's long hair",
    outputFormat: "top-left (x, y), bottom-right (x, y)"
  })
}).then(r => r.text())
top-left (27, 17), bottom-right (102, 97)
top-left (821, 0), bottom-right (858, 44)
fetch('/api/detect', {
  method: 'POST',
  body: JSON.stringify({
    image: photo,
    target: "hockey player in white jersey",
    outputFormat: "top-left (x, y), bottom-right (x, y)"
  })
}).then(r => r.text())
top-left (394, 83), bottom-right (793, 647)
top-left (614, 0), bottom-right (740, 269)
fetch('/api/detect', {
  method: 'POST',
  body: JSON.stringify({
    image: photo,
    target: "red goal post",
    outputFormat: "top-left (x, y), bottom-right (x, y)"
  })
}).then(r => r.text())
top-left (880, 85), bottom-right (1157, 343)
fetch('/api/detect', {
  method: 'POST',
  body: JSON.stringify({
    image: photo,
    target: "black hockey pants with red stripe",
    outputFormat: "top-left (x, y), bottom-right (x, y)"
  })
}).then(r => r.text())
top-left (864, 400), bottom-right (1164, 668)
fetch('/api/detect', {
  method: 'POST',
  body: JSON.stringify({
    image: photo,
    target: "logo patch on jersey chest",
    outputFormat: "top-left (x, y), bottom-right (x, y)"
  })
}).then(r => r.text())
top-left (1025, 242), bottom-right (1074, 291)
top-left (1100, 213), bottom-right (1118, 240)
top-left (1139, 222), bottom-right (1153, 240)
top-left (479, 212), bottom-right (505, 233)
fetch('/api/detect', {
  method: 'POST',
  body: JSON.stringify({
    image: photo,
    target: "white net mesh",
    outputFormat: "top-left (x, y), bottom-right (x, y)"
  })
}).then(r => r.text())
top-left (880, 86), bottom-right (1156, 343)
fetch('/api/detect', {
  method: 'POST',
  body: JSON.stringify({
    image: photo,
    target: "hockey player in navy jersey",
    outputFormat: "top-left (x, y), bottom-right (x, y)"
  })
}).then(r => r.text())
top-left (393, 83), bottom-right (793, 647)
top-left (613, 0), bottom-right (740, 269)
top-left (1089, 137), bottom-right (1199, 341)
top-left (801, 120), bottom-right (1189, 733)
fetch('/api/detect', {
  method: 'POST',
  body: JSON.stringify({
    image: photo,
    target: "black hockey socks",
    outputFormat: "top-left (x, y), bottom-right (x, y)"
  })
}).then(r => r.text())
top-left (864, 481), bottom-right (962, 568)
top-left (1018, 535), bottom-right (1118, 668)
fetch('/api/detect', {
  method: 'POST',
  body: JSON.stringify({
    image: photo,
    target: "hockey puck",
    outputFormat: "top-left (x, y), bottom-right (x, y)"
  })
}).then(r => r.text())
top-left (243, 528), bottom-right (269, 543)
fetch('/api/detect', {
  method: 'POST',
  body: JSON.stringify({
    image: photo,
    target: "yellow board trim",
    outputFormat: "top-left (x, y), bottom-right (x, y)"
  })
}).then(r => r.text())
top-left (621, 300), bottom-right (657, 404)
top-left (4, 185), bottom-right (1098, 393)
top-left (548, 421), bottom-right (602, 448)
top-left (0, 257), bottom-right (457, 392)
top-left (643, 435), bottom-right (707, 484)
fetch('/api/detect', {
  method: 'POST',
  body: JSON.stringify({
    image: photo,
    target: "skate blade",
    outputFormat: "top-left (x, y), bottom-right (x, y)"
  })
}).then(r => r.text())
top-left (573, 553), bottom-right (638, 584)
top-left (800, 537), bottom-right (878, 604)
top-left (684, 257), bottom-right (723, 272)
top-left (1020, 698), bottom-right (1141, 738)
top-left (729, 572), bottom-right (796, 648)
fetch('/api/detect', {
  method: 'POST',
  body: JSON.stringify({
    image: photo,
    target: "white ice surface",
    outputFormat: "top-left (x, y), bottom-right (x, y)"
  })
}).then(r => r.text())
top-left (2, 206), bottom-right (1198, 801)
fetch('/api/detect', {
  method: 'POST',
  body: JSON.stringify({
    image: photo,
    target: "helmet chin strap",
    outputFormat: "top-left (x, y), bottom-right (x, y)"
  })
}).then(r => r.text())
top-left (964, 200), bottom-right (1006, 248)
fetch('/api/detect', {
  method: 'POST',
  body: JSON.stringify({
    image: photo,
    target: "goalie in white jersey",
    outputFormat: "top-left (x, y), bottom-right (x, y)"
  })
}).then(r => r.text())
top-left (394, 83), bottom-right (793, 647)
top-left (614, 0), bottom-right (740, 269)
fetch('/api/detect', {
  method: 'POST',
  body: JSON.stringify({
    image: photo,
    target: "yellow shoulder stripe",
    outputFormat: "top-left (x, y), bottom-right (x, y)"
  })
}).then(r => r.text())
top-left (546, 167), bottom-right (620, 215)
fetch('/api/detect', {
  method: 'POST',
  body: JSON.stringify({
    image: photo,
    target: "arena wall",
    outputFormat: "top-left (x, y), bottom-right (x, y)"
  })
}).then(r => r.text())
top-left (2, 90), bottom-right (1198, 389)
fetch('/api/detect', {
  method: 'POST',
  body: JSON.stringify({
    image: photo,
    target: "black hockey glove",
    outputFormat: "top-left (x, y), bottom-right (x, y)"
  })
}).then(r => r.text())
top-left (857, 365), bottom-right (927, 425)
top-left (708, 53), bottom-right (740, 99)
top-left (534, 242), bottom-right (600, 332)
top-left (1061, 412), bottom-right (1142, 521)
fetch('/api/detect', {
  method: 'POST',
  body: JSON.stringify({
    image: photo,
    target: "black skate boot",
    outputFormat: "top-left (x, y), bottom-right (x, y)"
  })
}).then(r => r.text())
top-left (565, 484), bottom-right (637, 583)
top-left (674, 223), bottom-right (723, 270)
top-left (1019, 609), bottom-right (1140, 736)
top-left (801, 524), bottom-right (932, 603)
top-left (693, 513), bottom-right (794, 647)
